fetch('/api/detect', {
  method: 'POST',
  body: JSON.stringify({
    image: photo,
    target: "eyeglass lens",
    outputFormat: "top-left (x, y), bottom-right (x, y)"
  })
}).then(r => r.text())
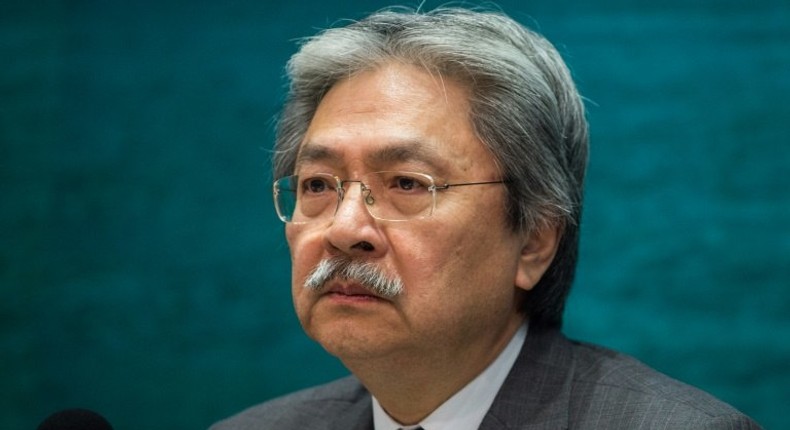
top-left (274, 172), bottom-right (436, 223)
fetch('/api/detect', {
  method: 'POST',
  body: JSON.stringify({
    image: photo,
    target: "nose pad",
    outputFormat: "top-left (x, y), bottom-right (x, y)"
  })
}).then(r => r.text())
top-left (334, 186), bottom-right (347, 216)
top-left (333, 181), bottom-right (372, 219)
top-left (362, 186), bottom-right (375, 206)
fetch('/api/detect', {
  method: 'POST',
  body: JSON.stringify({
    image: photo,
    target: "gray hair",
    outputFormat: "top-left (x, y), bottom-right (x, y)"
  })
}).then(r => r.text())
top-left (274, 7), bottom-right (589, 328)
top-left (304, 256), bottom-right (404, 299)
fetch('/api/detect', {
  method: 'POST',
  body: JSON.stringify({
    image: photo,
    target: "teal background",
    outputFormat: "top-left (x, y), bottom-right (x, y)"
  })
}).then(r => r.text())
top-left (2, 1), bottom-right (788, 429)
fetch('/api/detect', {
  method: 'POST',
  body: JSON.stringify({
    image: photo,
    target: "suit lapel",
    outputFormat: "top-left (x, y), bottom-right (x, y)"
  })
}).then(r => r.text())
top-left (330, 329), bottom-right (574, 430)
top-left (479, 328), bottom-right (574, 430)
top-left (347, 410), bottom-right (374, 430)
top-left (326, 380), bottom-right (374, 430)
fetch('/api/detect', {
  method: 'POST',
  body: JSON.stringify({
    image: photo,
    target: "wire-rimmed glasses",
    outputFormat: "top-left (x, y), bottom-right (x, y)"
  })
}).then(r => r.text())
top-left (273, 171), bottom-right (505, 223)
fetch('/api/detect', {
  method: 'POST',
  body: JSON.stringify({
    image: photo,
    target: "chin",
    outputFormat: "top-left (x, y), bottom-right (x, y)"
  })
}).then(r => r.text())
top-left (309, 320), bottom-right (396, 360)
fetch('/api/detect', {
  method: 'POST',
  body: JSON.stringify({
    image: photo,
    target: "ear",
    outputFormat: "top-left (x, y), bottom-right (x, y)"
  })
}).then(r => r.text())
top-left (514, 224), bottom-right (561, 291)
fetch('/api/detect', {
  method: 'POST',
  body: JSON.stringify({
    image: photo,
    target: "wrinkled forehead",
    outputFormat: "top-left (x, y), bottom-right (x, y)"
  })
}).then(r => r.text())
top-left (294, 138), bottom-right (451, 174)
top-left (289, 63), bottom-right (494, 177)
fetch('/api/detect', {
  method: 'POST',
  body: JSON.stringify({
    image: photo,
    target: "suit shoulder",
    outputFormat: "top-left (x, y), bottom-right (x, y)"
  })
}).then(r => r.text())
top-left (567, 340), bottom-right (762, 428)
top-left (209, 376), bottom-right (370, 430)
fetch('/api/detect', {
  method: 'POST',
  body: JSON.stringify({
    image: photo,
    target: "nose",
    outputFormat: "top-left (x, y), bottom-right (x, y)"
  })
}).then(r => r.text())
top-left (324, 182), bottom-right (387, 257)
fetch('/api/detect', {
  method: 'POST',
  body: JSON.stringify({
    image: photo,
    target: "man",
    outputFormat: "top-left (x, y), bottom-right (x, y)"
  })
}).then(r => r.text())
top-left (212, 7), bottom-right (761, 430)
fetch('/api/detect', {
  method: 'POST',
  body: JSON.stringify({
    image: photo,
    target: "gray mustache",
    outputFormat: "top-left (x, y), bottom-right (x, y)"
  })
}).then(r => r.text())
top-left (303, 257), bottom-right (404, 298)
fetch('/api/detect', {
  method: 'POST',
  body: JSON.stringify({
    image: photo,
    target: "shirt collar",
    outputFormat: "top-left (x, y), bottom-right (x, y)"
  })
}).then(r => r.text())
top-left (372, 323), bottom-right (528, 430)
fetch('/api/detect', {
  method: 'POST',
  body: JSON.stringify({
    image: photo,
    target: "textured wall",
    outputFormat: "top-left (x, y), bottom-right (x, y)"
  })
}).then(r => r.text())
top-left (2, 1), bottom-right (788, 429)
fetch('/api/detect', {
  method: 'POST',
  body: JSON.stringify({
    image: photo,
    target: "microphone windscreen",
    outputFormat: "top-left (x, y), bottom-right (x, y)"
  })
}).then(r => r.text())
top-left (37, 408), bottom-right (113, 430)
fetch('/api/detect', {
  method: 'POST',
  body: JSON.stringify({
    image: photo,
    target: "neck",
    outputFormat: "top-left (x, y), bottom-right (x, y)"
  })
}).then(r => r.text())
top-left (345, 315), bottom-right (525, 425)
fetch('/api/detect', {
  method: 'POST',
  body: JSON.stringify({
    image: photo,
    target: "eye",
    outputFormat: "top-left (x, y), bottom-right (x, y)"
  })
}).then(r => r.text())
top-left (301, 176), bottom-right (333, 194)
top-left (388, 174), bottom-right (429, 192)
top-left (397, 176), bottom-right (418, 190)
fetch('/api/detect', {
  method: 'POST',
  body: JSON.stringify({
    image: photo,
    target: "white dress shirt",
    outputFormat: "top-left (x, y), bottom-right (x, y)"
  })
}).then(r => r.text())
top-left (372, 323), bottom-right (528, 430)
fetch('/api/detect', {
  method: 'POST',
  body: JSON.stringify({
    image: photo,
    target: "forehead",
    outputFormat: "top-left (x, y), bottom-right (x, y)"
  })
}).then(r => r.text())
top-left (296, 63), bottom-right (497, 177)
top-left (296, 138), bottom-right (448, 175)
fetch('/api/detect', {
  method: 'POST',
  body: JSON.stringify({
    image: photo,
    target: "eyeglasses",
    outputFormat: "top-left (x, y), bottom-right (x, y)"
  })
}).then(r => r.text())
top-left (273, 171), bottom-right (506, 223)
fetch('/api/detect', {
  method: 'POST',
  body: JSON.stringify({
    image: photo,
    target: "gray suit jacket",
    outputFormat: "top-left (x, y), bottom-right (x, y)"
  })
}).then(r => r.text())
top-left (210, 328), bottom-right (761, 429)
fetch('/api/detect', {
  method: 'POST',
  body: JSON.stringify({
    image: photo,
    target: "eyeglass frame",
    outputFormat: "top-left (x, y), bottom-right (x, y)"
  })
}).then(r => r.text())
top-left (273, 171), bottom-right (507, 223)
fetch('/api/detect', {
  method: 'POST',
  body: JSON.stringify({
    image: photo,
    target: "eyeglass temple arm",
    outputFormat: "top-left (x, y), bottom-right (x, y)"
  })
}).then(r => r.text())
top-left (434, 180), bottom-right (508, 190)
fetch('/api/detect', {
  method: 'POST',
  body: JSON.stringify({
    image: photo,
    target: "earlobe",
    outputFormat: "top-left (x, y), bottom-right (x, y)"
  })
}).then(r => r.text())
top-left (514, 224), bottom-right (561, 291)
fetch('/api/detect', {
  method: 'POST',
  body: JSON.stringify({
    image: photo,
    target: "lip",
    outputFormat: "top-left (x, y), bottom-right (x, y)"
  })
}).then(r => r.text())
top-left (322, 281), bottom-right (387, 303)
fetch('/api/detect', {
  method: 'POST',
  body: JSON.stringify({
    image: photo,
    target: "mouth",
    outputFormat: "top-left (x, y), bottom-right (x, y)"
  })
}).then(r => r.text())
top-left (323, 281), bottom-right (388, 302)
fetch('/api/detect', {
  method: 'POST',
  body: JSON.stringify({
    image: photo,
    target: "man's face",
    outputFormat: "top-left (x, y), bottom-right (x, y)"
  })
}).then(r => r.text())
top-left (286, 63), bottom-right (544, 367)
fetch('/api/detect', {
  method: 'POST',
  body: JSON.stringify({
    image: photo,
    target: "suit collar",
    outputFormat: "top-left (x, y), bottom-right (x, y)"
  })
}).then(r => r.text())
top-left (324, 378), bottom-right (374, 430)
top-left (479, 327), bottom-right (574, 430)
top-left (341, 328), bottom-right (574, 430)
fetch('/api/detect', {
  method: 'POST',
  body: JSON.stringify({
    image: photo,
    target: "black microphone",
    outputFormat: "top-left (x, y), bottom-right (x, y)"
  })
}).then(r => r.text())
top-left (37, 408), bottom-right (113, 430)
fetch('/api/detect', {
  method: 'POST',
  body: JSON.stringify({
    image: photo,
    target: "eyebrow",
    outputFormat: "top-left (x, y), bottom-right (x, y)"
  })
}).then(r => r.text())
top-left (295, 143), bottom-right (340, 167)
top-left (296, 139), bottom-right (447, 174)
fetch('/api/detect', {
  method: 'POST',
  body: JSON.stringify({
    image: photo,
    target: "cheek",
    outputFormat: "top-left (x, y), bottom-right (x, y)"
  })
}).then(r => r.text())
top-left (387, 225), bottom-right (449, 268)
top-left (388, 225), bottom-right (468, 297)
top-left (422, 220), bottom-right (519, 293)
top-left (286, 224), bottom-right (321, 261)
top-left (286, 226), bottom-right (324, 299)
